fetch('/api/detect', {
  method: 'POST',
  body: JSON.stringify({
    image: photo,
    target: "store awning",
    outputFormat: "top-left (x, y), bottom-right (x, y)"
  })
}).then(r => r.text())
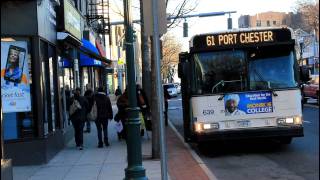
top-left (80, 39), bottom-right (106, 67)
top-left (57, 32), bottom-right (82, 47)
top-left (79, 39), bottom-right (111, 65)
top-left (60, 58), bottom-right (73, 68)
top-left (95, 40), bottom-right (106, 57)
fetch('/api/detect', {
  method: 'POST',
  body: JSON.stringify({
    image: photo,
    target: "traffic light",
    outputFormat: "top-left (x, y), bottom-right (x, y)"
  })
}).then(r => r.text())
top-left (227, 17), bottom-right (232, 29)
top-left (183, 21), bottom-right (188, 37)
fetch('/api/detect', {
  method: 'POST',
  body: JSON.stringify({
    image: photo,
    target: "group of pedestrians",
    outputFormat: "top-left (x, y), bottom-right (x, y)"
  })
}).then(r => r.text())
top-left (114, 84), bottom-right (150, 140)
top-left (68, 84), bottom-right (151, 150)
top-left (69, 86), bottom-right (113, 150)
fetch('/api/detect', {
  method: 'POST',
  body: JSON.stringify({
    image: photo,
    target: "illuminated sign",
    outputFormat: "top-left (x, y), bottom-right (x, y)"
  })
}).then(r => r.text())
top-left (64, 0), bottom-right (81, 40)
top-left (192, 28), bottom-right (293, 50)
top-left (206, 31), bottom-right (274, 46)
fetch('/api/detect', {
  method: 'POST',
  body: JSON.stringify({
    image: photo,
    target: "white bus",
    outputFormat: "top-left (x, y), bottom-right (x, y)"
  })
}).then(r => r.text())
top-left (178, 27), bottom-right (310, 145)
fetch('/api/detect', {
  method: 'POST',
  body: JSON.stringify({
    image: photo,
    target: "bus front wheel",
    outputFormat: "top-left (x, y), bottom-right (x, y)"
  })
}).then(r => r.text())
top-left (279, 137), bottom-right (292, 144)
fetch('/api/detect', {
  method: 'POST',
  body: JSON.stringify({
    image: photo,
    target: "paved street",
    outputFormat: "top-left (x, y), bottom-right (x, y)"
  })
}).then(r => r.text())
top-left (169, 95), bottom-right (319, 180)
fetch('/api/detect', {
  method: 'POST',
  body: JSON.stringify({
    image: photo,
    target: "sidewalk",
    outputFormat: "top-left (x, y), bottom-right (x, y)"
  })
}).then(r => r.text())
top-left (12, 105), bottom-right (213, 180)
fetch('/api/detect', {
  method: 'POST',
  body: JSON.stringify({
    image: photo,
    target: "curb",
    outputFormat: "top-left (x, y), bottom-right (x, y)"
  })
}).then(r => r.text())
top-left (168, 121), bottom-right (218, 180)
top-left (304, 104), bottom-right (319, 108)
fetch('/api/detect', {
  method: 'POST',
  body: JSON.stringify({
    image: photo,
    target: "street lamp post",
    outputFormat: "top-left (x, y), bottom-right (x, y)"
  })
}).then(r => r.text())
top-left (123, 0), bottom-right (148, 179)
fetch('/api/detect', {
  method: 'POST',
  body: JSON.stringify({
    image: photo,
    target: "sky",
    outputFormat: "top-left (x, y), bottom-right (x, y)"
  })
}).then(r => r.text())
top-left (166, 0), bottom-right (300, 51)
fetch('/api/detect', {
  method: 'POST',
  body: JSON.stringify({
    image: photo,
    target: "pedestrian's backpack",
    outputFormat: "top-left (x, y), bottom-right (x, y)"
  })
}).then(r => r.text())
top-left (87, 101), bottom-right (97, 121)
top-left (69, 99), bottom-right (82, 116)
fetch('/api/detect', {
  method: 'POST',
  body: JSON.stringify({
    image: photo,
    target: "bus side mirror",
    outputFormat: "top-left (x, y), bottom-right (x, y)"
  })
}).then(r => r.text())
top-left (299, 66), bottom-right (311, 82)
top-left (178, 52), bottom-right (189, 78)
top-left (178, 63), bottom-right (183, 78)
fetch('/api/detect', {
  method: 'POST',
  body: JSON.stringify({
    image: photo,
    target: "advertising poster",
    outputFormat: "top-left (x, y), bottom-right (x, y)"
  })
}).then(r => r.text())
top-left (224, 91), bottom-right (273, 116)
top-left (1, 41), bottom-right (31, 113)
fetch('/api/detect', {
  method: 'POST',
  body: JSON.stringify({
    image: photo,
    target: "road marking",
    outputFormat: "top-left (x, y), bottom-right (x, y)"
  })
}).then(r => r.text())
top-left (304, 104), bottom-right (319, 108)
top-left (168, 99), bottom-right (182, 101)
top-left (168, 107), bottom-right (181, 110)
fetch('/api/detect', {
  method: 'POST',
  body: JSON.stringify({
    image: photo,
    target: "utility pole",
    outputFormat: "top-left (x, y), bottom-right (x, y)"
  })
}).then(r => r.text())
top-left (151, 0), bottom-right (168, 178)
top-left (123, 0), bottom-right (147, 179)
top-left (139, 0), bottom-right (151, 101)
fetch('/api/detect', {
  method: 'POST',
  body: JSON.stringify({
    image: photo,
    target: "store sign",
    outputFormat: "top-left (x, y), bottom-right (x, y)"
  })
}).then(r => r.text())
top-left (46, 0), bottom-right (57, 26)
top-left (64, 0), bottom-right (81, 40)
top-left (1, 41), bottom-right (32, 113)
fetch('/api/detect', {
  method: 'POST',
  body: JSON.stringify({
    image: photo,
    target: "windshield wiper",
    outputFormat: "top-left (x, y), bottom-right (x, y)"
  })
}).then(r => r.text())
top-left (211, 80), bottom-right (225, 93)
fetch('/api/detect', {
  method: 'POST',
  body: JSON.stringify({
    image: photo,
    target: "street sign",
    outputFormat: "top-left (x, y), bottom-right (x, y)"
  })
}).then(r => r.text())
top-left (118, 58), bottom-right (125, 65)
top-left (143, 0), bottom-right (167, 36)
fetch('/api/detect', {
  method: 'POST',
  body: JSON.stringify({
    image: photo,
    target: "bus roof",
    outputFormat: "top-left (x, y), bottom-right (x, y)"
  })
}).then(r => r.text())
top-left (189, 27), bottom-right (294, 50)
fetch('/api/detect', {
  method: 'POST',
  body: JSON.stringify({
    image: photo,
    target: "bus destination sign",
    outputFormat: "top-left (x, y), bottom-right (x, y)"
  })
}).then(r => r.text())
top-left (192, 28), bottom-right (292, 50)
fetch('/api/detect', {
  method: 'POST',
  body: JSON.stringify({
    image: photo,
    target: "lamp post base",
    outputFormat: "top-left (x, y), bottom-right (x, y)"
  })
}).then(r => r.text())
top-left (124, 165), bottom-right (148, 180)
top-left (1, 159), bottom-right (13, 180)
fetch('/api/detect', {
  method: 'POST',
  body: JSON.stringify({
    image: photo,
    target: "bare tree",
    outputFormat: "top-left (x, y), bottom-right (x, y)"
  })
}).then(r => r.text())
top-left (161, 34), bottom-right (182, 82)
top-left (293, 0), bottom-right (319, 39)
top-left (166, 0), bottom-right (199, 29)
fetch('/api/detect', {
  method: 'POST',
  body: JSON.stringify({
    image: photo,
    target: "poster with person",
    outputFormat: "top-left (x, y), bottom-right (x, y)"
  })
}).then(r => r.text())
top-left (1, 41), bottom-right (31, 113)
top-left (224, 91), bottom-right (273, 116)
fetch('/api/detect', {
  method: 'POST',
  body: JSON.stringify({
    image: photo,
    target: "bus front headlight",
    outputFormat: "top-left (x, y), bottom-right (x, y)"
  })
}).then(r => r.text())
top-left (277, 116), bottom-right (302, 125)
top-left (194, 122), bottom-right (219, 132)
top-left (293, 116), bottom-right (302, 125)
top-left (195, 122), bottom-right (203, 132)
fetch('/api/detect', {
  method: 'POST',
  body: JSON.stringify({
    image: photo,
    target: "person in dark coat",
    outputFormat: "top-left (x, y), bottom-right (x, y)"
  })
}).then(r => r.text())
top-left (136, 84), bottom-right (150, 135)
top-left (94, 87), bottom-right (113, 148)
top-left (115, 88), bottom-right (129, 141)
top-left (69, 87), bottom-right (89, 150)
top-left (164, 86), bottom-right (171, 127)
top-left (115, 86), bottom-right (122, 97)
top-left (65, 85), bottom-right (71, 124)
top-left (84, 85), bottom-right (94, 133)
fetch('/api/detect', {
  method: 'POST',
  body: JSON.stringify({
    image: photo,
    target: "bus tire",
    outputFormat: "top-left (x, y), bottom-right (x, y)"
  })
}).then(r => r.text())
top-left (279, 137), bottom-right (292, 144)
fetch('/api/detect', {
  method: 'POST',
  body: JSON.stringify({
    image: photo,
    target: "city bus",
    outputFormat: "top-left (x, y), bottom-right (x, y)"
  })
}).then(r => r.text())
top-left (178, 27), bottom-right (310, 145)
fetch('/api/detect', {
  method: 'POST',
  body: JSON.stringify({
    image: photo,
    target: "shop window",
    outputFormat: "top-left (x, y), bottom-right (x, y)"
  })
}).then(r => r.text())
top-left (1, 38), bottom-right (35, 140)
top-left (58, 58), bottom-right (72, 128)
top-left (267, 20), bottom-right (270, 26)
top-left (273, 21), bottom-right (277, 25)
top-left (282, 19), bottom-right (287, 25)
top-left (40, 40), bottom-right (59, 135)
top-left (256, 20), bottom-right (261, 27)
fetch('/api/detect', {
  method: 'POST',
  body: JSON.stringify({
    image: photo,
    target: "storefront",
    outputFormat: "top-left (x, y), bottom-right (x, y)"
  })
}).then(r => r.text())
top-left (1, 0), bottom-right (65, 165)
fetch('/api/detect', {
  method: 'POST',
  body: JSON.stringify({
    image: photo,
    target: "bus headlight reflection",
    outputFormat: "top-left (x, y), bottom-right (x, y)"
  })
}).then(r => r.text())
top-left (195, 123), bottom-right (203, 132)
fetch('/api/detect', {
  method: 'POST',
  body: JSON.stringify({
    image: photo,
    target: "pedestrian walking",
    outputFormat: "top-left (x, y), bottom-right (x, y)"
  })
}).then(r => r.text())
top-left (65, 85), bottom-right (71, 125)
top-left (115, 88), bottom-right (129, 141)
top-left (164, 86), bottom-right (171, 127)
top-left (115, 86), bottom-right (122, 97)
top-left (69, 87), bottom-right (89, 150)
top-left (136, 84), bottom-right (150, 135)
top-left (84, 84), bottom-right (94, 133)
top-left (95, 87), bottom-right (113, 148)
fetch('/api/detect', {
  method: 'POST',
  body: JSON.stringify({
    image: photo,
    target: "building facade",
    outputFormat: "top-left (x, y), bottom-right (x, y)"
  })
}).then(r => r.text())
top-left (1, 0), bottom-right (109, 165)
top-left (238, 11), bottom-right (289, 28)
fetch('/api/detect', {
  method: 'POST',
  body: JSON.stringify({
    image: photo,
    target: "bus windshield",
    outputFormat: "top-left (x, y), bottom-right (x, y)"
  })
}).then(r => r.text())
top-left (193, 50), bottom-right (246, 94)
top-left (248, 48), bottom-right (298, 90)
top-left (192, 47), bottom-right (298, 95)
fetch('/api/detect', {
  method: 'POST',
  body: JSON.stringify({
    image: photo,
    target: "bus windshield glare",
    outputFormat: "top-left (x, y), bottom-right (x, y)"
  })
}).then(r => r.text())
top-left (192, 46), bottom-right (298, 95)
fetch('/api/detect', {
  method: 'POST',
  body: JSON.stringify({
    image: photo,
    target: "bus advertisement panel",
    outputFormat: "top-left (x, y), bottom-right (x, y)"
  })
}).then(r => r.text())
top-left (224, 91), bottom-right (273, 116)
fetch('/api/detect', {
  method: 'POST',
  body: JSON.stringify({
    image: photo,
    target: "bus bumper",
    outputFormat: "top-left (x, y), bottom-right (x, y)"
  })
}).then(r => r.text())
top-left (195, 126), bottom-right (303, 142)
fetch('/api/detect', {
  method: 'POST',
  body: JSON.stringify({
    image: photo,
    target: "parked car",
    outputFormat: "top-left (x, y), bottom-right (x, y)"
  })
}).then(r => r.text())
top-left (163, 83), bottom-right (178, 98)
top-left (302, 74), bottom-right (319, 103)
top-left (174, 83), bottom-right (181, 94)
